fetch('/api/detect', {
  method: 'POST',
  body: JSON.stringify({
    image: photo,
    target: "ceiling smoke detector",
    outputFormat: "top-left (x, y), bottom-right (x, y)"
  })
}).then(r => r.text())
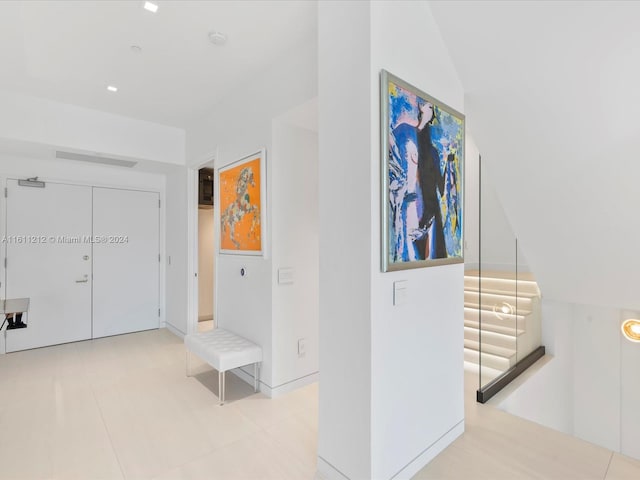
top-left (208, 31), bottom-right (227, 46)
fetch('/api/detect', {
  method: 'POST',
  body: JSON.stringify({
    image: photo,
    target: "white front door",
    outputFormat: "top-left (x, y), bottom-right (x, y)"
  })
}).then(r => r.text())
top-left (5, 180), bottom-right (92, 352)
top-left (92, 187), bottom-right (160, 338)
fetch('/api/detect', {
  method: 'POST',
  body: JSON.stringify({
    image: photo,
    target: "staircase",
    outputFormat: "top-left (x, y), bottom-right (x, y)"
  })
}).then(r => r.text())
top-left (464, 271), bottom-right (542, 374)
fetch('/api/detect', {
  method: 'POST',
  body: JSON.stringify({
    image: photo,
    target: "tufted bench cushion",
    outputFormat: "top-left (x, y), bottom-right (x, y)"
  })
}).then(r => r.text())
top-left (184, 328), bottom-right (262, 405)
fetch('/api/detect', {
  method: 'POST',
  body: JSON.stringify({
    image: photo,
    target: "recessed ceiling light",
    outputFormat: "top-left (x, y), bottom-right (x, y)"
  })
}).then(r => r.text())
top-left (107, 85), bottom-right (118, 92)
top-left (144, 1), bottom-right (158, 13)
top-left (130, 45), bottom-right (142, 54)
top-left (622, 319), bottom-right (640, 342)
top-left (208, 31), bottom-right (227, 46)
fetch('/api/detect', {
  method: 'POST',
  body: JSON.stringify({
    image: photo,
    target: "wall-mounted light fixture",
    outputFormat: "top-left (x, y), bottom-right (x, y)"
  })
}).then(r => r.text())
top-left (621, 318), bottom-right (640, 343)
top-left (493, 301), bottom-right (514, 320)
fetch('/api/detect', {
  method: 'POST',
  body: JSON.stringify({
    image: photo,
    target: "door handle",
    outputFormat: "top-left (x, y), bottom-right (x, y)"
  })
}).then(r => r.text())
top-left (76, 274), bottom-right (89, 283)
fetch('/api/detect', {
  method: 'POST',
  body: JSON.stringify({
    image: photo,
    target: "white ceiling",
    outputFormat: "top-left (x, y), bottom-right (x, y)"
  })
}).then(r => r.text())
top-left (0, 0), bottom-right (317, 128)
top-left (430, 1), bottom-right (640, 308)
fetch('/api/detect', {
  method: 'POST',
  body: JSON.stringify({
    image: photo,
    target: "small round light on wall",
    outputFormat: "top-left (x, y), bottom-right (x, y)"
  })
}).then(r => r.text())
top-left (106, 85), bottom-right (118, 93)
top-left (492, 301), bottom-right (514, 320)
top-left (208, 31), bottom-right (227, 46)
top-left (621, 319), bottom-right (640, 343)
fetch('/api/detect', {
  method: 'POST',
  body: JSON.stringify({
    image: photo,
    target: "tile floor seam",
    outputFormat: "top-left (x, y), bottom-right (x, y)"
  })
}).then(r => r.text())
top-left (81, 344), bottom-right (128, 480)
top-left (151, 416), bottom-right (275, 480)
top-left (603, 451), bottom-right (614, 480)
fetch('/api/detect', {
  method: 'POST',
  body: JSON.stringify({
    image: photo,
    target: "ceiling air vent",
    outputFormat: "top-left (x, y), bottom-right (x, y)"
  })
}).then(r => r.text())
top-left (56, 151), bottom-right (137, 168)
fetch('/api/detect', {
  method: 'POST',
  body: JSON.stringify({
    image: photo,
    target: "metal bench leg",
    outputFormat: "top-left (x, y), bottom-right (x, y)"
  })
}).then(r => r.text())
top-left (218, 370), bottom-right (226, 406)
top-left (254, 363), bottom-right (260, 393)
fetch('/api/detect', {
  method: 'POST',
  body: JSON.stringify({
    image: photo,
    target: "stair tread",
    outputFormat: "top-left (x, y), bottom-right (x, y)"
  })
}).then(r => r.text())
top-left (464, 303), bottom-right (531, 316)
top-left (464, 271), bottom-right (538, 282)
top-left (463, 326), bottom-right (517, 342)
top-left (464, 347), bottom-right (513, 370)
top-left (464, 319), bottom-right (525, 337)
top-left (464, 286), bottom-right (540, 298)
top-left (464, 291), bottom-right (535, 304)
top-left (464, 339), bottom-right (516, 359)
top-left (463, 277), bottom-right (539, 287)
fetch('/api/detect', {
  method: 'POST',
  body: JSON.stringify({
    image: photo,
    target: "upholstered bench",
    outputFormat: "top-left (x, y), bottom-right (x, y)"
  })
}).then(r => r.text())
top-left (184, 328), bottom-right (262, 405)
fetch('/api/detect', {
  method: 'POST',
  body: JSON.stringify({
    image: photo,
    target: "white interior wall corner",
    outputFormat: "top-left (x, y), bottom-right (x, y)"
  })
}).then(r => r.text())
top-left (369, 2), bottom-right (465, 478)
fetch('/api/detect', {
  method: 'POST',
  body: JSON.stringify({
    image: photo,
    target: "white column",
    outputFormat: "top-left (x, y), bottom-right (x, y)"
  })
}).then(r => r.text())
top-left (318, 1), bottom-right (465, 479)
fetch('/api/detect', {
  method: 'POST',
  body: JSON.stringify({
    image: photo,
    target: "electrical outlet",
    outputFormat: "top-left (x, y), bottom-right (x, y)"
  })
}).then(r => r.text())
top-left (297, 338), bottom-right (306, 357)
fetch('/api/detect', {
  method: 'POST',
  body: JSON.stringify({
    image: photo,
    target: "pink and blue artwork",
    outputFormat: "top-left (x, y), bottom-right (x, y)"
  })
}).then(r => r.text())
top-left (382, 70), bottom-right (464, 271)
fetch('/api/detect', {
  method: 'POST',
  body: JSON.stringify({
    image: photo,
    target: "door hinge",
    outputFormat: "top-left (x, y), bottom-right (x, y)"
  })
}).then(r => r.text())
top-left (4, 188), bottom-right (7, 198)
top-left (158, 308), bottom-right (161, 317)
top-left (3, 258), bottom-right (6, 268)
top-left (158, 199), bottom-right (161, 208)
top-left (158, 253), bottom-right (161, 262)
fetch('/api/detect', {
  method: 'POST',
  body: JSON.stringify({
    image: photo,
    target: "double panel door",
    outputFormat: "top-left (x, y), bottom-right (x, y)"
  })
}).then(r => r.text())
top-left (5, 181), bottom-right (159, 352)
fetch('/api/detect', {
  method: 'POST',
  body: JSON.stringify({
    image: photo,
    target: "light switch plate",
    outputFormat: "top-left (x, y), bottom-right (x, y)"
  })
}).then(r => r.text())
top-left (393, 280), bottom-right (408, 306)
top-left (278, 267), bottom-right (294, 285)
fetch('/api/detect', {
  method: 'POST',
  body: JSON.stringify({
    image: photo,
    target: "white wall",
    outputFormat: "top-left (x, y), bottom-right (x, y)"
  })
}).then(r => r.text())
top-left (318, 2), bottom-right (372, 477)
top-left (0, 152), bottom-right (164, 191)
top-left (0, 90), bottom-right (185, 165)
top-left (571, 304), bottom-right (620, 452)
top-left (429, 2), bottom-right (640, 311)
top-left (185, 38), bottom-right (318, 393)
top-left (270, 119), bottom-right (319, 388)
top-left (165, 165), bottom-right (189, 335)
top-left (370, 2), bottom-right (464, 478)
top-left (198, 208), bottom-right (214, 321)
top-left (464, 134), bottom-right (528, 272)
top-left (498, 299), bottom-right (640, 461)
top-left (318, 2), bottom-right (465, 479)
top-left (620, 310), bottom-right (640, 460)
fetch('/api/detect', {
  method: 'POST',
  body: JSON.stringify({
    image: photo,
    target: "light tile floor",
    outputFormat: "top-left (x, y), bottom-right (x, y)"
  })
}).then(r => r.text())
top-left (0, 328), bottom-right (639, 479)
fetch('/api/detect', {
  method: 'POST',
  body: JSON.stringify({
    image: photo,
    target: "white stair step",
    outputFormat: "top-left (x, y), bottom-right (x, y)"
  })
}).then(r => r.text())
top-left (464, 307), bottom-right (526, 330)
top-left (464, 275), bottom-right (540, 297)
top-left (464, 338), bottom-right (516, 360)
top-left (464, 290), bottom-right (533, 314)
top-left (464, 326), bottom-right (517, 350)
top-left (464, 319), bottom-right (524, 337)
top-left (464, 347), bottom-right (512, 371)
top-left (463, 284), bottom-right (540, 299)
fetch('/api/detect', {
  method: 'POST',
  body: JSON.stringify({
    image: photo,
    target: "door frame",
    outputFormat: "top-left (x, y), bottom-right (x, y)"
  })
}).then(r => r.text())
top-left (0, 174), bottom-right (165, 342)
top-left (187, 156), bottom-right (217, 336)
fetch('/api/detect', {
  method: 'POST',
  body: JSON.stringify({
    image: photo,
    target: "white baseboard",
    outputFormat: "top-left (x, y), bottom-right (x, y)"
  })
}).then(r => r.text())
top-left (164, 322), bottom-right (185, 339)
top-left (390, 419), bottom-right (464, 479)
top-left (231, 368), bottom-right (319, 399)
top-left (317, 420), bottom-right (464, 480)
top-left (316, 457), bottom-right (350, 480)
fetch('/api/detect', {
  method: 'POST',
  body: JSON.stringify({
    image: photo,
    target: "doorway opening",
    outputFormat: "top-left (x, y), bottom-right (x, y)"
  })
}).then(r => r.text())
top-left (197, 163), bottom-right (215, 333)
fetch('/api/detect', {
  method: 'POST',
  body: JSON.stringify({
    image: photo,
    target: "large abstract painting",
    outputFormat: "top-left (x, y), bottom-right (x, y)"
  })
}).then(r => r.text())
top-left (219, 149), bottom-right (266, 256)
top-left (381, 70), bottom-right (464, 272)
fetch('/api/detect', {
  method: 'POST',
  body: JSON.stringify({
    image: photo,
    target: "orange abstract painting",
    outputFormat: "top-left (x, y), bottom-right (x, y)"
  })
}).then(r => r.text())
top-left (219, 155), bottom-right (262, 253)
